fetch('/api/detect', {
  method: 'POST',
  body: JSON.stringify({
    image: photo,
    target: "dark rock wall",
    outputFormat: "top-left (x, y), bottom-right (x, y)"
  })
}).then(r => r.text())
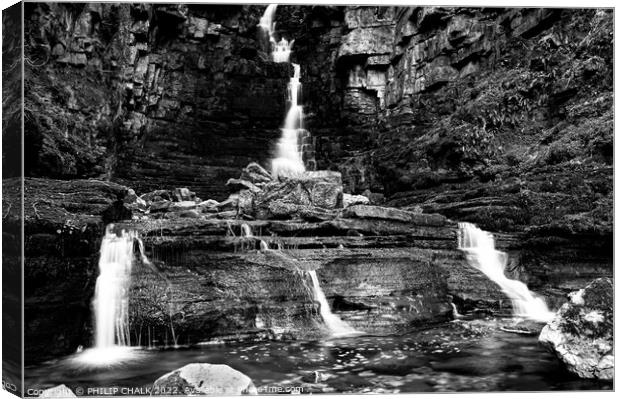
top-left (24, 3), bottom-right (291, 200)
top-left (315, 7), bottom-right (612, 237)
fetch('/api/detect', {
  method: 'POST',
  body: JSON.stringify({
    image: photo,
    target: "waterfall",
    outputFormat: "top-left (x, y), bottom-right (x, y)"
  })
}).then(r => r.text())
top-left (457, 222), bottom-right (554, 322)
top-left (71, 225), bottom-right (142, 366)
top-left (241, 223), bottom-right (253, 238)
top-left (93, 224), bottom-right (135, 348)
top-left (307, 270), bottom-right (361, 338)
top-left (259, 4), bottom-right (306, 179)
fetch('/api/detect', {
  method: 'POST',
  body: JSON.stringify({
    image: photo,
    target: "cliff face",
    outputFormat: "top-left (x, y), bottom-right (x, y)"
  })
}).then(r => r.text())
top-left (22, 4), bottom-right (613, 236)
top-left (311, 7), bottom-right (612, 237)
top-left (24, 3), bottom-right (291, 200)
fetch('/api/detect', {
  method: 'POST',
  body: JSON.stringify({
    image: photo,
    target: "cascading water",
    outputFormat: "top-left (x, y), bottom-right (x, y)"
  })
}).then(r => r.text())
top-left (259, 4), bottom-right (306, 178)
top-left (457, 222), bottom-right (554, 322)
top-left (241, 223), bottom-right (253, 238)
top-left (257, 237), bottom-right (360, 337)
top-left (307, 270), bottom-right (362, 338)
top-left (73, 224), bottom-right (144, 366)
top-left (93, 225), bottom-right (134, 348)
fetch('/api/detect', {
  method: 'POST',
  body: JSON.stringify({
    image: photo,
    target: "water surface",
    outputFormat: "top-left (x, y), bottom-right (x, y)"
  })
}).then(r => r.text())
top-left (24, 318), bottom-right (611, 395)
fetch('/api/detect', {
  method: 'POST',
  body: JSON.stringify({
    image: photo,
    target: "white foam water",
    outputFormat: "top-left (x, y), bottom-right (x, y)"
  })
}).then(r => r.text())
top-left (241, 223), bottom-right (253, 238)
top-left (258, 4), bottom-right (306, 179)
top-left (457, 222), bottom-right (554, 322)
top-left (308, 270), bottom-right (362, 338)
top-left (74, 225), bottom-right (144, 367)
top-left (272, 63), bottom-right (306, 178)
top-left (93, 225), bottom-right (135, 348)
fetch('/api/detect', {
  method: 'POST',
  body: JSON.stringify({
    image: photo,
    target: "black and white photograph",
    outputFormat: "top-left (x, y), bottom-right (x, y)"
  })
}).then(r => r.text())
top-left (1, 0), bottom-right (615, 396)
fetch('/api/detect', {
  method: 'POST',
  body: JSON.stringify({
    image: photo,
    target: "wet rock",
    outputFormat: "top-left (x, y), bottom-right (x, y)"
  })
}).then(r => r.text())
top-left (226, 178), bottom-right (262, 194)
top-left (38, 384), bottom-right (76, 398)
top-left (170, 201), bottom-right (197, 211)
top-left (240, 162), bottom-right (273, 185)
top-left (539, 278), bottom-right (613, 380)
top-left (178, 210), bottom-right (201, 218)
top-left (255, 171), bottom-right (344, 219)
top-left (198, 199), bottom-right (220, 209)
top-left (261, 200), bottom-right (305, 220)
top-left (343, 193), bottom-right (370, 207)
top-left (342, 205), bottom-right (447, 226)
top-left (141, 190), bottom-right (172, 203)
top-left (217, 194), bottom-right (239, 211)
top-left (311, 181), bottom-right (342, 209)
top-left (173, 187), bottom-right (196, 202)
top-left (214, 210), bottom-right (238, 219)
top-left (124, 188), bottom-right (148, 212)
top-left (150, 200), bottom-right (172, 213)
top-left (153, 363), bottom-right (257, 395)
top-left (237, 189), bottom-right (255, 215)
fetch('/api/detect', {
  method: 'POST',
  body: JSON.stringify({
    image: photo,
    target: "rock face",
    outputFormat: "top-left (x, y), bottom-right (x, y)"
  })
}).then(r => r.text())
top-left (153, 364), bottom-right (257, 395)
top-left (539, 278), bottom-right (613, 380)
top-left (2, 178), bottom-right (133, 365)
top-left (23, 3), bottom-right (291, 200)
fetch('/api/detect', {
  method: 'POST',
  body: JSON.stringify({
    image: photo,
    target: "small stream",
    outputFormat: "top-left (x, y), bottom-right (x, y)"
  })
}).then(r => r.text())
top-left (24, 317), bottom-right (610, 395)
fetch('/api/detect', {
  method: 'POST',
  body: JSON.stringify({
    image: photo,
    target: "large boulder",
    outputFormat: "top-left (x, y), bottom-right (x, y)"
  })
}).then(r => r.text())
top-left (539, 278), bottom-right (613, 380)
top-left (152, 363), bottom-right (257, 395)
top-left (254, 171), bottom-right (344, 219)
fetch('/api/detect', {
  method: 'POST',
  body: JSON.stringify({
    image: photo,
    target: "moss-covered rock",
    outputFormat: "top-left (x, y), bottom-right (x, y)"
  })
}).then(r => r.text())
top-left (539, 277), bottom-right (613, 380)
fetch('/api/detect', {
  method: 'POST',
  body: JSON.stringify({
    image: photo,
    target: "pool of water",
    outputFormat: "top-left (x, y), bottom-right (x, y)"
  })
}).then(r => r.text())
top-left (24, 318), bottom-right (611, 395)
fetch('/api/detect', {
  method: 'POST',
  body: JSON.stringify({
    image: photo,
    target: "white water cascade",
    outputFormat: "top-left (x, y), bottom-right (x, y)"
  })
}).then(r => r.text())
top-left (241, 223), bottom-right (253, 238)
top-left (308, 270), bottom-right (362, 338)
top-left (94, 225), bottom-right (135, 348)
top-left (457, 222), bottom-right (554, 322)
top-left (259, 4), bottom-right (306, 179)
top-left (72, 224), bottom-right (143, 366)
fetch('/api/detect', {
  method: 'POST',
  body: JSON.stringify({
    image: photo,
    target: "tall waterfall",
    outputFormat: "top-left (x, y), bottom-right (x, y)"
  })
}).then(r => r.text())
top-left (457, 222), bottom-right (554, 322)
top-left (93, 224), bottom-right (135, 348)
top-left (259, 4), bottom-right (306, 178)
top-left (308, 270), bottom-right (361, 338)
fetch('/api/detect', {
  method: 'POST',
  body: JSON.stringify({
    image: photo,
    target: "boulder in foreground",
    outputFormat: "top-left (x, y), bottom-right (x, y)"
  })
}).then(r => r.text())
top-left (539, 277), bottom-right (613, 380)
top-left (153, 363), bottom-right (257, 395)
